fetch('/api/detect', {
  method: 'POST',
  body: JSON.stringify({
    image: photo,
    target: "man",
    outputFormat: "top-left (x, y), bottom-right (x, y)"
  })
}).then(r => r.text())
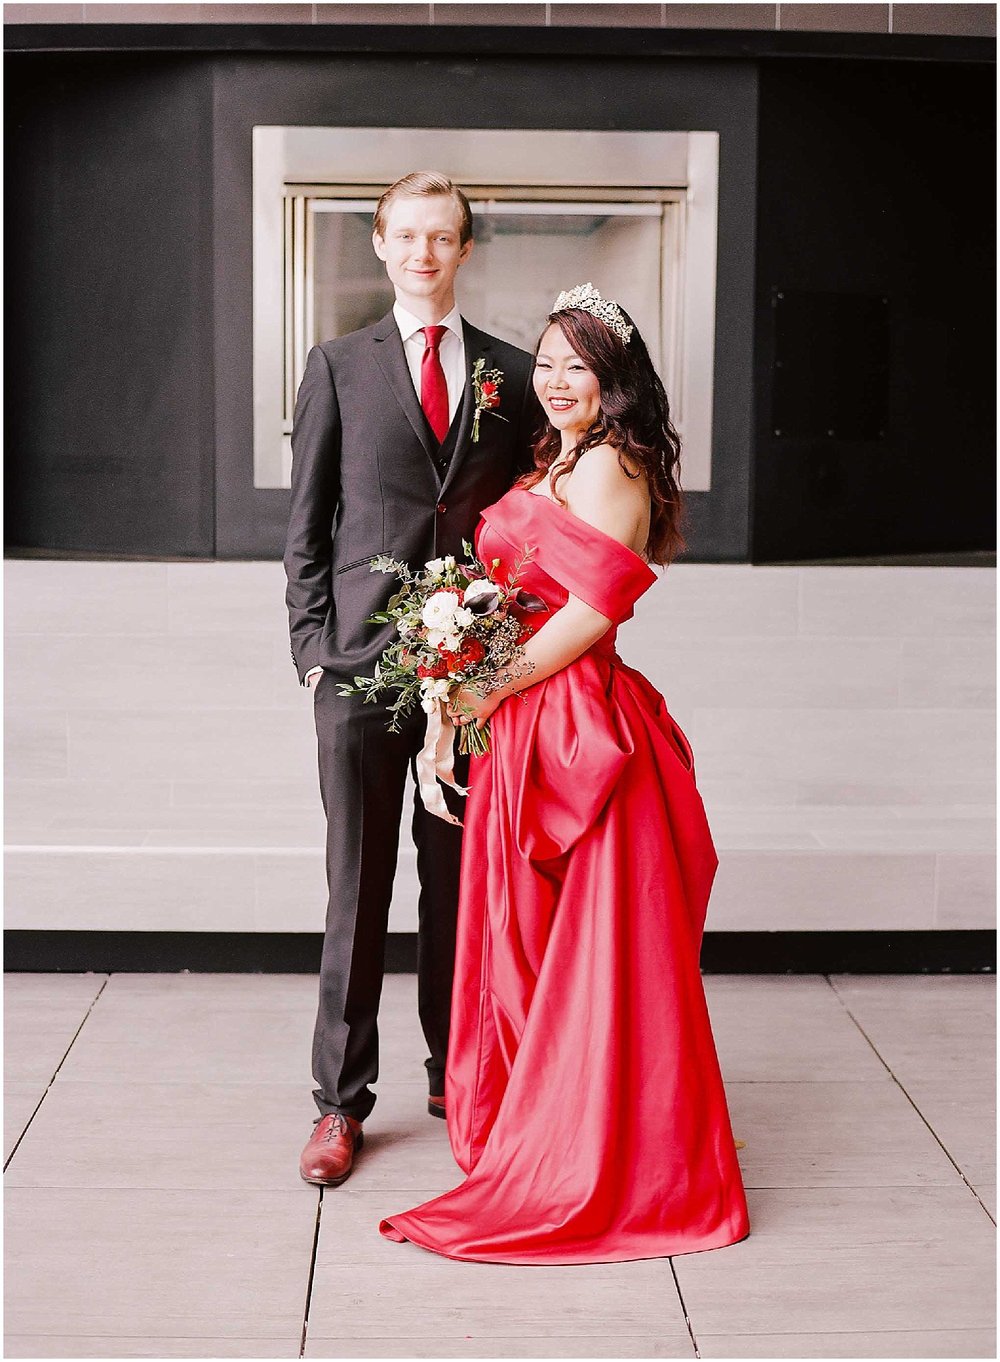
top-left (285, 170), bottom-right (535, 1187)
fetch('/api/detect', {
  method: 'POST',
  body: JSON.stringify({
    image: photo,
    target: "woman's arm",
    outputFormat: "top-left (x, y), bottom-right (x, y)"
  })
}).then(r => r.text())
top-left (450, 446), bottom-right (648, 727)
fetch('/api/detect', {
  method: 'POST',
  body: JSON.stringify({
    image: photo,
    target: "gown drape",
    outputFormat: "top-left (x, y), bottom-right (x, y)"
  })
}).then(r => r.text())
top-left (380, 486), bottom-right (749, 1264)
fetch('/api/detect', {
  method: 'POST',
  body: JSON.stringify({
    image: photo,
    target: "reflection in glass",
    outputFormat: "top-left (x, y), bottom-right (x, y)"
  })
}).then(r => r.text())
top-left (283, 198), bottom-right (677, 460)
top-left (311, 205), bottom-right (394, 344)
top-left (459, 203), bottom-right (664, 363)
top-left (254, 128), bottom-right (718, 492)
top-left (277, 195), bottom-right (687, 486)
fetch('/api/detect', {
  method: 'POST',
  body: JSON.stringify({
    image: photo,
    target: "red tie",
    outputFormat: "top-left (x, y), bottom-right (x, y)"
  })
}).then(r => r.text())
top-left (420, 325), bottom-right (450, 444)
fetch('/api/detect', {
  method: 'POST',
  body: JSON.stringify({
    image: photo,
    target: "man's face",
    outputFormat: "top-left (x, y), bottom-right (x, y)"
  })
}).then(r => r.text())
top-left (372, 193), bottom-right (472, 313)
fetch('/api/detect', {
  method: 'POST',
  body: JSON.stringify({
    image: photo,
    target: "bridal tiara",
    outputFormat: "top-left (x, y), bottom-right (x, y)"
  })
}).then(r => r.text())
top-left (551, 282), bottom-right (634, 345)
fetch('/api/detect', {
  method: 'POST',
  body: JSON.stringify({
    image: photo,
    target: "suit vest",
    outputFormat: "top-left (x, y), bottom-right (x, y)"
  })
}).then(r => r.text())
top-left (424, 383), bottom-right (470, 483)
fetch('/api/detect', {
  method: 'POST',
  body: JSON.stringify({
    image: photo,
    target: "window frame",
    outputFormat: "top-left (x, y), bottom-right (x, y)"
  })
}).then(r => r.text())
top-left (253, 127), bottom-right (719, 492)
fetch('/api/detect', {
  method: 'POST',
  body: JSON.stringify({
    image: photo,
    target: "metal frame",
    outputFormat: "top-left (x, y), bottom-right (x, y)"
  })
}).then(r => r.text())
top-left (253, 127), bottom-right (719, 491)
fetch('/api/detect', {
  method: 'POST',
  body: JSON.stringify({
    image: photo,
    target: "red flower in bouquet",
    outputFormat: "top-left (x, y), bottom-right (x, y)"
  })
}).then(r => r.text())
top-left (338, 543), bottom-right (546, 763)
top-left (457, 637), bottom-right (486, 665)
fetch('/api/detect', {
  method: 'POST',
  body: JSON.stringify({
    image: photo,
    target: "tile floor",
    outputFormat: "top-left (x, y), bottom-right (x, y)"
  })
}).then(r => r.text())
top-left (3, 972), bottom-right (995, 1360)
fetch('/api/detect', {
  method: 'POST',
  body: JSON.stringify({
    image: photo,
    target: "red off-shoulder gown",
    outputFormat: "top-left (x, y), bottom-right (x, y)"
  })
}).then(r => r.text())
top-left (380, 486), bottom-right (749, 1264)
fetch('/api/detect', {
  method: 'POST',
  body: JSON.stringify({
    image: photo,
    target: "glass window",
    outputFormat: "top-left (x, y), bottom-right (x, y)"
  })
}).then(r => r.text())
top-left (252, 128), bottom-right (719, 493)
top-left (275, 194), bottom-right (682, 488)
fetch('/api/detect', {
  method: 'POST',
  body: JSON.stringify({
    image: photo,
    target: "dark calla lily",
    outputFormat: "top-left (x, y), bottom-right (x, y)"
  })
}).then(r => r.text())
top-left (467, 592), bottom-right (502, 616)
top-left (464, 579), bottom-right (503, 615)
top-left (515, 590), bottom-right (549, 613)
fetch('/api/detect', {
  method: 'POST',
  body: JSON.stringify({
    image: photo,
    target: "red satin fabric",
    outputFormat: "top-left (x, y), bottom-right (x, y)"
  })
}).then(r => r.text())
top-left (380, 487), bottom-right (749, 1263)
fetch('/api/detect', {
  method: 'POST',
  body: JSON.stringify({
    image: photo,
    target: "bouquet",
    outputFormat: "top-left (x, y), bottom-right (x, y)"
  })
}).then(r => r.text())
top-left (339, 542), bottom-right (543, 757)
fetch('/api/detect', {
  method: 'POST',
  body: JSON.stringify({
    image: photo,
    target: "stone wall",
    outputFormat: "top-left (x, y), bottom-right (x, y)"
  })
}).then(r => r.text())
top-left (5, 559), bottom-right (994, 935)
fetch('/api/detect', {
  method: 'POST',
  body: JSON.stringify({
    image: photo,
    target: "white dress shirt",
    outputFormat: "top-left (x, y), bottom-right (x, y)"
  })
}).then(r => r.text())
top-left (393, 300), bottom-right (466, 425)
top-left (304, 303), bottom-right (467, 689)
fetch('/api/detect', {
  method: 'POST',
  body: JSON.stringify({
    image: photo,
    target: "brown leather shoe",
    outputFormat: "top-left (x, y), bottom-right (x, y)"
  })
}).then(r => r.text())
top-left (299, 1113), bottom-right (364, 1186)
top-left (427, 1095), bottom-right (446, 1119)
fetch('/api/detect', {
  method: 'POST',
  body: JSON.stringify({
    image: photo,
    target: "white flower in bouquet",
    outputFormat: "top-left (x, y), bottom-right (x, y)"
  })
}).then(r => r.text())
top-left (339, 541), bottom-right (540, 769)
top-left (422, 590), bottom-right (461, 629)
top-left (425, 627), bottom-right (462, 651)
top-left (419, 677), bottom-right (450, 712)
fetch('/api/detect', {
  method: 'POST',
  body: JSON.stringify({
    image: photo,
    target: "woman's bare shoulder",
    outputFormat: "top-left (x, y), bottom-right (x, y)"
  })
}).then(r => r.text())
top-left (564, 445), bottom-right (649, 549)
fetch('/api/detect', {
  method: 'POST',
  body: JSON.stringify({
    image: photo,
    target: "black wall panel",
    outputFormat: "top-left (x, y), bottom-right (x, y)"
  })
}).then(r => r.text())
top-left (5, 46), bottom-right (759, 563)
top-left (751, 60), bottom-right (996, 562)
top-left (6, 38), bottom-right (992, 564)
top-left (5, 54), bottom-right (215, 557)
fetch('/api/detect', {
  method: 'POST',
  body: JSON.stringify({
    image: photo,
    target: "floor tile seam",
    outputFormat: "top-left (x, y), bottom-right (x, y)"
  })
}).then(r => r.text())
top-left (0, 1332), bottom-right (306, 1341)
top-left (801, 979), bottom-right (996, 1227)
top-left (3, 1176), bottom-right (397, 1187)
top-left (298, 1187), bottom-right (324, 1359)
top-left (3, 1185), bottom-right (324, 1200)
top-left (310, 1254), bottom-right (714, 1275)
top-left (724, 1076), bottom-right (897, 1083)
top-left (3, 1334), bottom-right (306, 1346)
top-left (38, 1079), bottom-right (323, 1087)
top-left (3, 972), bottom-right (112, 984)
top-left (3, 977), bottom-right (110, 1173)
top-left (45, 1079), bottom-right (324, 1087)
top-left (0, 1089), bottom-right (48, 1169)
top-left (672, 1243), bottom-right (998, 1264)
top-left (725, 1077), bottom-right (916, 1084)
top-left (6, 842), bottom-right (328, 854)
top-left (305, 1327), bottom-right (700, 1339)
top-left (667, 1257), bottom-right (701, 1357)
top-left (695, 1249), bottom-right (998, 1267)
top-left (738, 1179), bottom-right (970, 1188)
top-left (693, 1326), bottom-right (1000, 1339)
top-left (7, 1178), bottom-right (966, 1192)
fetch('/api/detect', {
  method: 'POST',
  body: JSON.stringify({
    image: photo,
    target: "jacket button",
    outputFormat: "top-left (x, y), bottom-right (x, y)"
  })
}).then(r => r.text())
top-left (436, 503), bottom-right (446, 513)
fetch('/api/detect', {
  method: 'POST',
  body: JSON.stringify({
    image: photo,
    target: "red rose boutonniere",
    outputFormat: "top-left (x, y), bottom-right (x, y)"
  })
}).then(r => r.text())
top-left (471, 358), bottom-right (507, 443)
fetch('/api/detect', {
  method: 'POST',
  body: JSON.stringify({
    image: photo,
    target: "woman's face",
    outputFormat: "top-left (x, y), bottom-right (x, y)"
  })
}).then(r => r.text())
top-left (533, 323), bottom-right (602, 442)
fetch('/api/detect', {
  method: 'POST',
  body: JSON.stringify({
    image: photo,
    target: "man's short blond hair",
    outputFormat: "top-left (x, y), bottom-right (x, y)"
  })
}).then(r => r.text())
top-left (373, 171), bottom-right (474, 246)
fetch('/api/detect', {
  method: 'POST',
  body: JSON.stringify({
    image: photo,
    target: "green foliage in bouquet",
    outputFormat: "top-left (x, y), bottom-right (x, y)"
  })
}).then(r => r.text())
top-left (337, 541), bottom-right (544, 755)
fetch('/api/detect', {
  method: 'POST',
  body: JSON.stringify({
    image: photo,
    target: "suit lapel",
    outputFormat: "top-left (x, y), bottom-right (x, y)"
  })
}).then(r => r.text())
top-left (371, 311), bottom-right (435, 460)
top-left (440, 320), bottom-right (491, 499)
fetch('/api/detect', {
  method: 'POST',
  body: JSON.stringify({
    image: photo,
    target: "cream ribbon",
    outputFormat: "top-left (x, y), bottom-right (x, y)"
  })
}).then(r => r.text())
top-left (416, 701), bottom-right (469, 826)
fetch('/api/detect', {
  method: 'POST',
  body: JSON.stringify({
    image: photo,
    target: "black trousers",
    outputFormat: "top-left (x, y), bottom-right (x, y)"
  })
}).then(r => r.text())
top-left (311, 673), bottom-right (465, 1122)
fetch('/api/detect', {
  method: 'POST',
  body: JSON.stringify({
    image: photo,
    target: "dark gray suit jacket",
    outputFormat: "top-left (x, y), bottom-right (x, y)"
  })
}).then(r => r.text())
top-left (284, 311), bottom-right (536, 684)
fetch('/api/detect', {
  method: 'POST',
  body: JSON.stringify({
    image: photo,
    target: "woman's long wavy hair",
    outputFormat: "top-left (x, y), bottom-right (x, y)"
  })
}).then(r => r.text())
top-left (521, 306), bottom-right (685, 565)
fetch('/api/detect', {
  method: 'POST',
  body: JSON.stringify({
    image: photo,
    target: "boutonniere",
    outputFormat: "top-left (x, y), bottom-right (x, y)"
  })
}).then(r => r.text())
top-left (471, 359), bottom-right (507, 443)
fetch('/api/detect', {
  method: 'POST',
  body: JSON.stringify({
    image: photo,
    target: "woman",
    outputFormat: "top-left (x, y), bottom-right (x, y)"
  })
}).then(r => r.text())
top-left (380, 284), bottom-right (749, 1264)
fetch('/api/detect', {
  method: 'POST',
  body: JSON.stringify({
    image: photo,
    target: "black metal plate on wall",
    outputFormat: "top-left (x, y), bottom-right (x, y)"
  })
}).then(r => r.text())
top-left (4, 55), bottom-right (216, 558)
top-left (771, 289), bottom-right (890, 442)
top-left (4, 47), bottom-right (760, 563)
top-left (751, 60), bottom-right (995, 562)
